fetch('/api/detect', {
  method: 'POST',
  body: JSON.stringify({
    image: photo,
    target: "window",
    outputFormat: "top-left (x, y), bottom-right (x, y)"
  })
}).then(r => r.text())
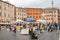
top-left (18, 9), bottom-right (20, 11)
top-left (27, 16), bottom-right (28, 18)
top-left (8, 14), bottom-right (10, 17)
top-left (8, 5), bottom-right (9, 7)
top-left (0, 6), bottom-right (1, 9)
top-left (51, 18), bottom-right (53, 20)
top-left (54, 10), bottom-right (56, 13)
top-left (27, 13), bottom-right (29, 15)
top-left (49, 18), bottom-right (50, 20)
top-left (36, 16), bottom-right (38, 18)
top-left (4, 13), bottom-right (6, 17)
top-left (30, 16), bottom-right (32, 18)
top-left (39, 16), bottom-right (41, 18)
top-left (4, 6), bottom-right (6, 10)
top-left (33, 16), bottom-right (35, 18)
top-left (18, 13), bottom-right (19, 15)
top-left (24, 14), bottom-right (25, 16)
top-left (54, 15), bottom-right (56, 17)
top-left (18, 17), bottom-right (19, 19)
top-left (49, 11), bottom-right (52, 13)
top-left (20, 18), bottom-right (21, 19)
top-left (44, 10), bottom-right (53, 13)
top-left (0, 1), bottom-right (1, 9)
top-left (36, 13), bottom-right (37, 15)
top-left (8, 5), bottom-right (10, 10)
top-left (27, 16), bottom-right (29, 18)
top-left (28, 13), bottom-right (30, 15)
top-left (0, 1), bottom-right (1, 5)
top-left (20, 13), bottom-right (21, 15)
top-left (46, 18), bottom-right (48, 20)
top-left (4, 3), bottom-right (6, 10)
top-left (0, 12), bottom-right (1, 16)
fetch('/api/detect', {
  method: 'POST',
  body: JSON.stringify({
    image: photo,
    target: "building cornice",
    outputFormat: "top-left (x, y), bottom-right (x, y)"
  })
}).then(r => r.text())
top-left (0, 0), bottom-right (15, 6)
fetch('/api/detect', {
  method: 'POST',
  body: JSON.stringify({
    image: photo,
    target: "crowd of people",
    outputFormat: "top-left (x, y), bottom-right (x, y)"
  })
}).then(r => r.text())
top-left (0, 24), bottom-right (18, 33)
top-left (0, 22), bottom-right (59, 39)
top-left (0, 23), bottom-right (59, 32)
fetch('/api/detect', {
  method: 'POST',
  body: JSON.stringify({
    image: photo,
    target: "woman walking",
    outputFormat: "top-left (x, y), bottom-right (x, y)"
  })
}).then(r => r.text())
top-left (13, 25), bottom-right (16, 33)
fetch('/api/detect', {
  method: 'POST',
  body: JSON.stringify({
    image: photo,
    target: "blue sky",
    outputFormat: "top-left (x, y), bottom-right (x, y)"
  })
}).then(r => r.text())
top-left (3, 0), bottom-right (60, 8)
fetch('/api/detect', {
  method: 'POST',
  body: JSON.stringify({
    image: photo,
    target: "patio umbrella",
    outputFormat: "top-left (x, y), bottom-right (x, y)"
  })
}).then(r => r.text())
top-left (36, 20), bottom-right (46, 23)
top-left (26, 18), bottom-right (36, 22)
top-left (26, 18), bottom-right (36, 30)
top-left (36, 20), bottom-right (47, 33)
top-left (16, 20), bottom-right (24, 25)
top-left (16, 20), bottom-right (24, 22)
top-left (16, 20), bottom-right (24, 24)
top-left (36, 19), bottom-right (46, 24)
top-left (36, 20), bottom-right (47, 26)
top-left (10, 21), bottom-right (16, 25)
top-left (10, 21), bottom-right (16, 26)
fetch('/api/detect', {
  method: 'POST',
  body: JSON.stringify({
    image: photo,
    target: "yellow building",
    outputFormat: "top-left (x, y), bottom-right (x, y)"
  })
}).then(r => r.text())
top-left (0, 0), bottom-right (15, 23)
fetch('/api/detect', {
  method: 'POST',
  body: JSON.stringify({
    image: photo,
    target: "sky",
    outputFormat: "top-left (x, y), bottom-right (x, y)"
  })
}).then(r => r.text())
top-left (3, 0), bottom-right (60, 8)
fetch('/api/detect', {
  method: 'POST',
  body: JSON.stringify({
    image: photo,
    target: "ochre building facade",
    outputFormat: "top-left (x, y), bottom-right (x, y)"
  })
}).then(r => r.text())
top-left (24, 8), bottom-right (43, 20)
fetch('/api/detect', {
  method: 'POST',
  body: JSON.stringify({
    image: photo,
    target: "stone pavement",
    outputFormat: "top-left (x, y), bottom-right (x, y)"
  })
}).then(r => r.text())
top-left (0, 29), bottom-right (59, 40)
top-left (38, 31), bottom-right (59, 40)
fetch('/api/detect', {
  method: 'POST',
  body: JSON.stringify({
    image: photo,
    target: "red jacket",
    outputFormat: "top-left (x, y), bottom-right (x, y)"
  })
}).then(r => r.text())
top-left (13, 25), bottom-right (16, 29)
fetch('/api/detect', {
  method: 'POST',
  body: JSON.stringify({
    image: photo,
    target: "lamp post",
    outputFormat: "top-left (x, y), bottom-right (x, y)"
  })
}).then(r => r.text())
top-left (52, 0), bottom-right (54, 23)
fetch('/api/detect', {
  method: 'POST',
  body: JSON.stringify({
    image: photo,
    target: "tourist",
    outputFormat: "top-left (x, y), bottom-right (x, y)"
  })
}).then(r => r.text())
top-left (13, 25), bottom-right (16, 33)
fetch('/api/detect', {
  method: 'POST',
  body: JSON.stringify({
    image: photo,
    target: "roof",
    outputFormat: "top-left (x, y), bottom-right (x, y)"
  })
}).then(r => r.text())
top-left (0, 0), bottom-right (15, 6)
top-left (43, 7), bottom-right (59, 10)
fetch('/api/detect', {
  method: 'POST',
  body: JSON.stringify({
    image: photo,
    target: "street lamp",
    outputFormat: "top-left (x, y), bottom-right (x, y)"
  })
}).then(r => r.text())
top-left (52, 0), bottom-right (54, 23)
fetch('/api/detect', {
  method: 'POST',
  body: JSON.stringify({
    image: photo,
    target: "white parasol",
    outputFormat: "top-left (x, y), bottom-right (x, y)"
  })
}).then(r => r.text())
top-left (36, 20), bottom-right (46, 23)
